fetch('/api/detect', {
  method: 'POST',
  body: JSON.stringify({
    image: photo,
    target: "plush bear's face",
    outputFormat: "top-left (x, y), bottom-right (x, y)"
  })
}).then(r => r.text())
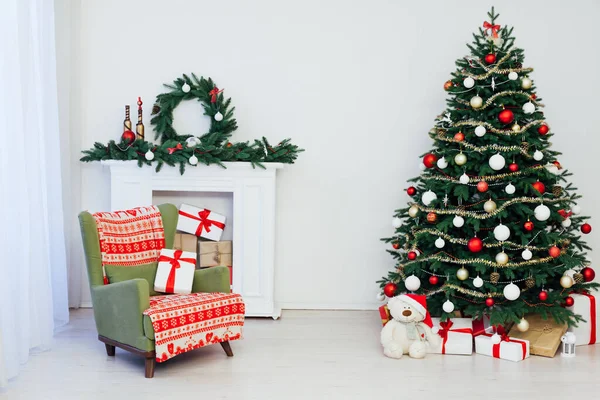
top-left (388, 297), bottom-right (425, 324)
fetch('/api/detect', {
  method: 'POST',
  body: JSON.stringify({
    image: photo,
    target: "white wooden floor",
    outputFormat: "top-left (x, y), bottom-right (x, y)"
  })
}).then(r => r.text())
top-left (1, 309), bottom-right (598, 399)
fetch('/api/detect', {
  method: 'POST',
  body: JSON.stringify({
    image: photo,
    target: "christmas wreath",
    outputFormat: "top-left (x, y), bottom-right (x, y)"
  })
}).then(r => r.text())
top-left (80, 73), bottom-right (303, 174)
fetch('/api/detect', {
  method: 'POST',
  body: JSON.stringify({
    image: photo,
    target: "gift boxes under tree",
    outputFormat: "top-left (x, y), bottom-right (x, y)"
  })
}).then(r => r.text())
top-left (567, 291), bottom-right (598, 346)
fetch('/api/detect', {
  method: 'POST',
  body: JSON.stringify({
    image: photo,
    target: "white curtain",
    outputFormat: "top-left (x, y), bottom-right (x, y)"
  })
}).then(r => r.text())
top-left (0, 0), bottom-right (69, 388)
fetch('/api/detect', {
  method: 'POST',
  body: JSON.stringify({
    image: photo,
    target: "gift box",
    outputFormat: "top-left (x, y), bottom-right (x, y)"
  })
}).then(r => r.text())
top-left (428, 318), bottom-right (473, 355)
top-left (154, 248), bottom-right (196, 294)
top-left (379, 305), bottom-right (390, 326)
top-left (173, 233), bottom-right (199, 255)
top-left (177, 204), bottom-right (226, 241)
top-left (508, 314), bottom-right (567, 357)
top-left (475, 327), bottom-right (530, 362)
top-left (567, 291), bottom-right (598, 346)
top-left (199, 240), bottom-right (232, 267)
top-left (472, 315), bottom-right (492, 337)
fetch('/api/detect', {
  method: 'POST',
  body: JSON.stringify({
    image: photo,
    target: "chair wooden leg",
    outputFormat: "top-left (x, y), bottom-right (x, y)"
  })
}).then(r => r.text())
top-left (145, 357), bottom-right (156, 378)
top-left (220, 341), bottom-right (233, 357)
top-left (105, 343), bottom-right (115, 356)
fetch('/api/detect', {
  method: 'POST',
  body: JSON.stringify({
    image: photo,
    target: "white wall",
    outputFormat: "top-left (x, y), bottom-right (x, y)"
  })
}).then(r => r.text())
top-left (60, 0), bottom-right (600, 309)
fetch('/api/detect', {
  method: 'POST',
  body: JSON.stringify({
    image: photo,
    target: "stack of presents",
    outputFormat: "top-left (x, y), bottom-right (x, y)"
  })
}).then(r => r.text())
top-left (379, 291), bottom-right (597, 361)
top-left (157, 203), bottom-right (232, 294)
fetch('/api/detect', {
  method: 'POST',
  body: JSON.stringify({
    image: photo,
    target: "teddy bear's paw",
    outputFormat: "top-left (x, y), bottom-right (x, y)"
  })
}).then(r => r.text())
top-left (408, 341), bottom-right (427, 359)
top-left (383, 343), bottom-right (404, 359)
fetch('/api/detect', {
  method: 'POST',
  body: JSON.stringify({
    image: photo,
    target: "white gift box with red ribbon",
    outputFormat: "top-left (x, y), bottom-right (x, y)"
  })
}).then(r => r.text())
top-left (567, 291), bottom-right (598, 346)
top-left (177, 204), bottom-right (226, 241)
top-left (154, 248), bottom-right (196, 294)
top-left (428, 318), bottom-right (473, 355)
top-left (472, 314), bottom-right (492, 337)
top-left (474, 326), bottom-right (530, 362)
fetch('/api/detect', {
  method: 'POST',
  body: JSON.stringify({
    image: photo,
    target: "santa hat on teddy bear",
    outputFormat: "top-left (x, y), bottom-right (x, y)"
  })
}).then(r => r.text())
top-left (398, 293), bottom-right (434, 329)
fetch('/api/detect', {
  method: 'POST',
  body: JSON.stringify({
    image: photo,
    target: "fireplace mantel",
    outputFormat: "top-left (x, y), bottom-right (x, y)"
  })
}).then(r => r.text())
top-left (101, 160), bottom-right (284, 318)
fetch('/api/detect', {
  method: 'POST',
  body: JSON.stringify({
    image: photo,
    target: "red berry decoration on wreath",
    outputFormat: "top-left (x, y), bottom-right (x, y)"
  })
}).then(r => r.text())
top-left (423, 153), bottom-right (438, 168)
top-left (392, 243), bottom-right (400, 250)
top-left (429, 275), bottom-right (439, 285)
top-left (407, 251), bottom-right (418, 260)
top-left (454, 131), bottom-right (465, 141)
top-left (564, 296), bottom-right (575, 307)
top-left (485, 297), bottom-right (495, 307)
top-left (484, 53), bottom-right (497, 64)
top-left (548, 246), bottom-right (561, 258)
top-left (383, 282), bottom-right (397, 297)
top-left (532, 181), bottom-right (545, 194)
top-left (498, 109), bottom-right (514, 124)
top-left (508, 163), bottom-right (519, 172)
top-left (468, 237), bottom-right (484, 253)
top-left (477, 181), bottom-right (489, 193)
top-left (581, 223), bottom-right (592, 234)
top-left (523, 220), bottom-right (534, 232)
top-left (121, 130), bottom-right (136, 144)
top-left (407, 186), bottom-right (417, 196)
top-left (539, 290), bottom-right (548, 301)
top-left (581, 267), bottom-right (595, 282)
top-left (537, 124), bottom-right (549, 135)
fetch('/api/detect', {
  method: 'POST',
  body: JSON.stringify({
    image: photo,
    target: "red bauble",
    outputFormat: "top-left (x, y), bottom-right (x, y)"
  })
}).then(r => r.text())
top-left (383, 283), bottom-right (397, 297)
top-left (121, 130), bottom-right (136, 144)
top-left (429, 275), bottom-right (439, 285)
top-left (484, 53), bottom-right (497, 64)
top-left (548, 246), bottom-right (561, 258)
top-left (538, 290), bottom-right (549, 301)
top-left (531, 94), bottom-right (537, 100)
top-left (582, 267), bottom-right (596, 282)
top-left (532, 181), bottom-right (546, 194)
top-left (508, 163), bottom-right (519, 172)
top-left (423, 153), bottom-right (438, 169)
top-left (581, 223), bottom-right (592, 234)
top-left (454, 132), bottom-right (465, 141)
top-left (426, 212), bottom-right (437, 223)
top-left (477, 181), bottom-right (489, 193)
top-left (468, 237), bottom-right (484, 253)
top-left (498, 109), bottom-right (515, 125)
top-left (485, 297), bottom-right (495, 307)
top-left (392, 243), bottom-right (400, 250)
top-left (537, 124), bottom-right (549, 135)
top-left (408, 251), bottom-right (417, 260)
top-left (523, 221), bottom-right (534, 232)
top-left (444, 80), bottom-right (453, 91)
top-left (564, 296), bottom-right (575, 307)
top-left (407, 186), bottom-right (417, 196)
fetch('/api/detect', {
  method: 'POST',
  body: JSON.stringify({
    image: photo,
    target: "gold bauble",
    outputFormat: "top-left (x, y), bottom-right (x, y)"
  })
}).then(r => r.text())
top-left (516, 317), bottom-right (530, 332)
top-left (470, 95), bottom-right (483, 109)
top-left (521, 77), bottom-right (533, 90)
top-left (456, 267), bottom-right (469, 281)
top-left (454, 152), bottom-right (467, 166)
top-left (490, 272), bottom-right (500, 284)
top-left (512, 123), bottom-right (521, 132)
top-left (408, 205), bottom-right (419, 218)
top-left (484, 200), bottom-right (497, 213)
top-left (495, 252), bottom-right (509, 265)
top-left (560, 275), bottom-right (574, 289)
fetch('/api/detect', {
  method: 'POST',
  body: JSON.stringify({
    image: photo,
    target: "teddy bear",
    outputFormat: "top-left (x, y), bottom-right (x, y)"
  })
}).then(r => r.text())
top-left (380, 293), bottom-right (440, 359)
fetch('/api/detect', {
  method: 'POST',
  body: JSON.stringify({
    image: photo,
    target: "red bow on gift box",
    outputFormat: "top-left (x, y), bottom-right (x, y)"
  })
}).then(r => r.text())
top-left (483, 21), bottom-right (501, 38)
top-left (208, 87), bottom-right (223, 103)
top-left (179, 209), bottom-right (225, 236)
top-left (158, 249), bottom-right (196, 293)
top-left (167, 143), bottom-right (183, 154)
top-left (438, 320), bottom-right (473, 354)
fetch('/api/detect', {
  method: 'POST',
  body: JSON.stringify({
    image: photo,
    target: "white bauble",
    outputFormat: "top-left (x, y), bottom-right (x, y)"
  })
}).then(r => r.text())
top-left (516, 318), bottom-right (530, 332)
top-left (144, 150), bottom-right (155, 161)
top-left (521, 77), bottom-right (533, 89)
top-left (408, 205), bottom-right (419, 218)
top-left (459, 173), bottom-right (470, 185)
top-left (405, 275), bottom-right (421, 292)
top-left (545, 164), bottom-right (559, 175)
top-left (572, 205), bottom-right (582, 215)
top-left (508, 71), bottom-right (519, 81)
top-left (419, 162), bottom-right (426, 171)
top-left (453, 216), bottom-right (465, 228)
top-left (473, 276), bottom-right (484, 288)
top-left (413, 249), bottom-right (421, 257)
top-left (392, 217), bottom-right (402, 228)
top-left (484, 200), bottom-right (497, 213)
top-left (522, 248), bottom-right (533, 260)
top-left (503, 282), bottom-right (521, 301)
top-left (435, 237), bottom-right (446, 249)
top-left (495, 252), bottom-right (509, 265)
top-left (489, 153), bottom-right (506, 171)
top-left (491, 333), bottom-right (502, 344)
top-left (564, 269), bottom-right (576, 279)
top-left (421, 190), bottom-right (438, 206)
top-left (456, 267), bottom-right (469, 281)
top-left (534, 204), bottom-right (551, 221)
top-left (470, 96), bottom-right (483, 109)
top-left (181, 83), bottom-right (191, 93)
top-left (442, 300), bottom-right (455, 313)
top-left (377, 292), bottom-right (386, 302)
top-left (493, 224), bottom-right (511, 241)
top-left (561, 218), bottom-right (572, 228)
top-left (214, 111), bottom-right (224, 121)
top-left (560, 275), bottom-right (574, 289)
top-left (522, 101), bottom-right (536, 114)
top-left (188, 155), bottom-right (198, 165)
top-left (454, 153), bottom-right (467, 166)
top-left (533, 150), bottom-right (543, 161)
top-left (475, 125), bottom-right (487, 137)
top-left (185, 136), bottom-right (200, 148)
top-left (463, 77), bottom-right (475, 88)
top-left (437, 157), bottom-right (448, 169)
top-left (505, 183), bottom-right (516, 195)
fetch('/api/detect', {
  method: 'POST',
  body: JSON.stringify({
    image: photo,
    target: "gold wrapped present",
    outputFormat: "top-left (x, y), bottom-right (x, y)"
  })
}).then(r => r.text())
top-left (508, 314), bottom-right (567, 357)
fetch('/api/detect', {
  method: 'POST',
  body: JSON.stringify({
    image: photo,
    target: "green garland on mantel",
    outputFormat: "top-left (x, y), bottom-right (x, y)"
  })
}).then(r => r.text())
top-left (80, 73), bottom-right (303, 174)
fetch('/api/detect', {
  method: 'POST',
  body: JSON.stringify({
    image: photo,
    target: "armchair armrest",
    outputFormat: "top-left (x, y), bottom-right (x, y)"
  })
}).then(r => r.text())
top-left (192, 266), bottom-right (231, 293)
top-left (91, 278), bottom-right (154, 351)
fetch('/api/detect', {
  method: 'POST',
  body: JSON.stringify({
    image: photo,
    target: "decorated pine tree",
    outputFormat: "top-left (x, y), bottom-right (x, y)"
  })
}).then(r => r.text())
top-left (379, 8), bottom-right (597, 327)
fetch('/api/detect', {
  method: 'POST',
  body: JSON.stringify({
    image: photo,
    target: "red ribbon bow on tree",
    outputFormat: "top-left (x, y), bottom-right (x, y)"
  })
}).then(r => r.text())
top-left (158, 249), bottom-right (196, 293)
top-left (483, 21), bottom-right (501, 38)
top-left (208, 87), bottom-right (223, 103)
top-left (167, 143), bottom-right (183, 154)
top-left (178, 209), bottom-right (225, 236)
top-left (558, 209), bottom-right (573, 219)
top-left (438, 320), bottom-right (473, 354)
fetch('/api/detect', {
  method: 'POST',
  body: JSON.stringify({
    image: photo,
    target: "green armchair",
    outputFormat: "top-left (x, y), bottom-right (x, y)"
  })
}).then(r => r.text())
top-left (79, 203), bottom-right (233, 378)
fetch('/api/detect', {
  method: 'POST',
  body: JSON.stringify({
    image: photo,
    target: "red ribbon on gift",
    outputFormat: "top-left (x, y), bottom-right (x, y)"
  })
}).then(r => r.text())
top-left (438, 320), bottom-right (473, 354)
top-left (379, 305), bottom-right (390, 327)
top-left (179, 209), bottom-right (226, 237)
top-left (167, 143), bottom-right (183, 155)
top-left (208, 87), bottom-right (223, 103)
top-left (483, 21), bottom-right (501, 38)
top-left (574, 291), bottom-right (596, 345)
top-left (483, 326), bottom-right (527, 360)
top-left (472, 316), bottom-right (491, 336)
top-left (158, 249), bottom-right (196, 293)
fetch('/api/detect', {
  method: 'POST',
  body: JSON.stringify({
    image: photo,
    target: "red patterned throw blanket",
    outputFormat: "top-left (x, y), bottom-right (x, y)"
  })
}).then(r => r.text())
top-left (92, 206), bottom-right (165, 283)
top-left (143, 292), bottom-right (245, 362)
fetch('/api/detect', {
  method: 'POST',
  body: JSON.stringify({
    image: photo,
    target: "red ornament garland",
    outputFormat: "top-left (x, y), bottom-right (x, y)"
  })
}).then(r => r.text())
top-left (468, 237), bottom-right (484, 253)
top-left (423, 153), bottom-right (438, 168)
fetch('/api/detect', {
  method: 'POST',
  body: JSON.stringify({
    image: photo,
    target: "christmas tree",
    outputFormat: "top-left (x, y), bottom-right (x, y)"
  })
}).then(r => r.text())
top-left (380, 8), bottom-right (597, 327)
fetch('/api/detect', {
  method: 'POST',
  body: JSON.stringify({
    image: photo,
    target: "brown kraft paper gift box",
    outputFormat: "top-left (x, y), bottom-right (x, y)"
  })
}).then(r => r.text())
top-left (508, 314), bottom-right (567, 357)
top-left (173, 233), bottom-right (199, 257)
top-left (199, 240), bottom-right (232, 268)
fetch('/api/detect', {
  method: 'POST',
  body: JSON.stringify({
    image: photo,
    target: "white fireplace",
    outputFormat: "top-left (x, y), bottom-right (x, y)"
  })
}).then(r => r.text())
top-left (101, 160), bottom-right (284, 319)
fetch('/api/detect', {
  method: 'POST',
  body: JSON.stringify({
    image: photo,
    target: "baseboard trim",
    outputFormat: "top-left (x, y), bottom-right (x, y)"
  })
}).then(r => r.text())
top-left (80, 301), bottom-right (93, 308)
top-left (278, 302), bottom-right (381, 311)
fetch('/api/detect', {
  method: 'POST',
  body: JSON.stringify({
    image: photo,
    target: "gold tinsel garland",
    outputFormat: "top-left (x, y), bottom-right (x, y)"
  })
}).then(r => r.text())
top-left (449, 119), bottom-right (545, 136)
top-left (397, 252), bottom-right (560, 270)
top-left (458, 50), bottom-right (534, 80)
top-left (424, 165), bottom-right (545, 183)
top-left (435, 134), bottom-right (533, 157)
top-left (456, 90), bottom-right (543, 110)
